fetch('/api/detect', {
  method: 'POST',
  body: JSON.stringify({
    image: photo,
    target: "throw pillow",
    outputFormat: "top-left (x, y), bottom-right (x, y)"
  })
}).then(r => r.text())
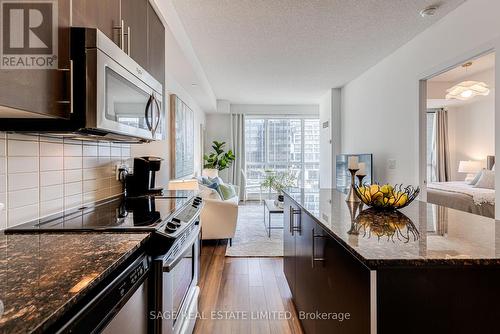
top-left (474, 170), bottom-right (495, 189)
top-left (198, 184), bottom-right (222, 200)
top-left (208, 176), bottom-right (224, 185)
top-left (218, 183), bottom-right (236, 200)
top-left (467, 170), bottom-right (483, 185)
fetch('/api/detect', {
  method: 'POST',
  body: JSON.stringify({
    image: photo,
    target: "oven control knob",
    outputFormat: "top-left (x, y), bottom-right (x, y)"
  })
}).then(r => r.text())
top-left (195, 196), bottom-right (202, 201)
top-left (172, 218), bottom-right (181, 226)
top-left (165, 222), bottom-right (178, 232)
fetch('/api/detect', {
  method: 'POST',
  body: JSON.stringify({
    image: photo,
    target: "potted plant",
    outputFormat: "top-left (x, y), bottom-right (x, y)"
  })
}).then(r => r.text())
top-left (261, 170), bottom-right (297, 202)
top-left (203, 141), bottom-right (236, 176)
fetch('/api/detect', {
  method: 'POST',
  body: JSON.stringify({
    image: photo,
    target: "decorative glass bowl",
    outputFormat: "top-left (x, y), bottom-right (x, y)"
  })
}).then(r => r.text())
top-left (354, 184), bottom-right (419, 210)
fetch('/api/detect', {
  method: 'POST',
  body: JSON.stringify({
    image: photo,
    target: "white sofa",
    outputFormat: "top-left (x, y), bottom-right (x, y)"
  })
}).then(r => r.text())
top-left (198, 185), bottom-right (239, 246)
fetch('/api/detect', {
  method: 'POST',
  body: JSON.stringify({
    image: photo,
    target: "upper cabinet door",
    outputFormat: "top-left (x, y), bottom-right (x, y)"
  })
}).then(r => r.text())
top-left (121, 0), bottom-right (148, 69)
top-left (0, 0), bottom-right (71, 120)
top-left (147, 3), bottom-right (165, 84)
top-left (72, 0), bottom-right (121, 46)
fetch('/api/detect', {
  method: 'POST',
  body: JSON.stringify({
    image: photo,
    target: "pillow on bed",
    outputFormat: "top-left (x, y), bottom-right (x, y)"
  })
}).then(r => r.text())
top-left (474, 170), bottom-right (495, 189)
top-left (467, 170), bottom-right (483, 185)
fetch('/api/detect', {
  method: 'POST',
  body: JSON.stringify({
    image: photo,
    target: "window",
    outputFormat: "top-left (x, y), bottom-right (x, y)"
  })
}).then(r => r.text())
top-left (427, 111), bottom-right (437, 183)
top-left (245, 117), bottom-right (320, 201)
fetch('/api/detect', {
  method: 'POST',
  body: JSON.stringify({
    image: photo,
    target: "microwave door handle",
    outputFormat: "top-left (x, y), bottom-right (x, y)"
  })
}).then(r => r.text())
top-left (163, 225), bottom-right (200, 272)
top-left (152, 96), bottom-right (161, 135)
top-left (145, 95), bottom-right (153, 131)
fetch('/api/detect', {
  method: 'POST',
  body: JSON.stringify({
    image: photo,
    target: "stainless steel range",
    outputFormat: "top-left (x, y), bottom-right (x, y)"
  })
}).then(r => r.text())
top-left (6, 192), bottom-right (203, 334)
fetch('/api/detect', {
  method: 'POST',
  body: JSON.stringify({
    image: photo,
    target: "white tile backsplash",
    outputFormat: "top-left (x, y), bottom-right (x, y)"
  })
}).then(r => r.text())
top-left (64, 156), bottom-right (82, 170)
top-left (64, 143), bottom-right (82, 156)
top-left (41, 184), bottom-right (63, 201)
top-left (64, 169), bottom-right (82, 183)
top-left (40, 142), bottom-right (63, 156)
top-left (8, 140), bottom-right (39, 156)
top-left (41, 170), bottom-right (63, 186)
top-left (8, 157), bottom-right (38, 173)
top-left (40, 156), bottom-right (63, 171)
top-left (8, 172), bottom-right (38, 191)
top-left (8, 188), bottom-right (38, 209)
top-left (0, 132), bottom-right (132, 228)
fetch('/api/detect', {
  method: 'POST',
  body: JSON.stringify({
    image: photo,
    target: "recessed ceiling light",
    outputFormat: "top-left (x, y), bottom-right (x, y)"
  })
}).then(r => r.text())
top-left (420, 5), bottom-right (439, 17)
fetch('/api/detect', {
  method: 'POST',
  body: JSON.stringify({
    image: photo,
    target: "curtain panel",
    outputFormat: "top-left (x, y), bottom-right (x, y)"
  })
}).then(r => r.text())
top-left (435, 109), bottom-right (451, 182)
top-left (230, 113), bottom-right (246, 198)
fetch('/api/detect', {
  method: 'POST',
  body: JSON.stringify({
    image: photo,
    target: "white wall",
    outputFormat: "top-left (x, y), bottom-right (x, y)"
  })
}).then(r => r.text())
top-left (448, 96), bottom-right (495, 180)
top-left (319, 91), bottom-right (333, 188)
top-left (319, 89), bottom-right (341, 188)
top-left (204, 113), bottom-right (232, 181)
top-left (341, 0), bottom-right (500, 191)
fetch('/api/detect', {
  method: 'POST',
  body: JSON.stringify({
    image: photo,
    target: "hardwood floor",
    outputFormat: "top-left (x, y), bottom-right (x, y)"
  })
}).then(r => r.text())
top-left (194, 239), bottom-right (304, 334)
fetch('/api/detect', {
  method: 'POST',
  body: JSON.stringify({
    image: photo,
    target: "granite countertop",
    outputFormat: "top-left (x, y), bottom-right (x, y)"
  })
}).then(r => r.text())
top-left (284, 188), bottom-right (500, 269)
top-left (0, 232), bottom-right (150, 333)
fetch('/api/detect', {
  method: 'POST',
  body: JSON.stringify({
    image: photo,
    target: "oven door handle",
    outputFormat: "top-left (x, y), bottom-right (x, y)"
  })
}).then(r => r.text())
top-left (163, 225), bottom-right (200, 272)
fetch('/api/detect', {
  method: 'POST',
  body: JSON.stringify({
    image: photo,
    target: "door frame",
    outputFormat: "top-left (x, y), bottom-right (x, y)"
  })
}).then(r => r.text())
top-left (417, 40), bottom-right (499, 216)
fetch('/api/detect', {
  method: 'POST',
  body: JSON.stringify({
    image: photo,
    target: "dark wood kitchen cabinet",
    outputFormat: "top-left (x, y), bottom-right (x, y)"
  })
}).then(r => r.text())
top-left (72, 0), bottom-right (120, 43)
top-left (0, 0), bottom-right (71, 119)
top-left (147, 2), bottom-right (165, 84)
top-left (283, 194), bottom-right (371, 334)
top-left (72, 0), bottom-right (164, 84)
top-left (121, 0), bottom-right (148, 67)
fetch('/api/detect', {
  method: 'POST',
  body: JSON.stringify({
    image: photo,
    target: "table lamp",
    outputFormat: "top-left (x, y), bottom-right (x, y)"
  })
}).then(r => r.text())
top-left (458, 160), bottom-right (482, 182)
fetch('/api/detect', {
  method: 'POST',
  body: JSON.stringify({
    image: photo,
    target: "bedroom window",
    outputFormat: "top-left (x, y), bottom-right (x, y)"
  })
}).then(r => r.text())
top-left (427, 111), bottom-right (437, 183)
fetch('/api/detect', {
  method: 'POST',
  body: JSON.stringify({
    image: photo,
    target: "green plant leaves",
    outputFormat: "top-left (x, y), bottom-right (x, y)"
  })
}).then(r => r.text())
top-left (203, 141), bottom-right (236, 171)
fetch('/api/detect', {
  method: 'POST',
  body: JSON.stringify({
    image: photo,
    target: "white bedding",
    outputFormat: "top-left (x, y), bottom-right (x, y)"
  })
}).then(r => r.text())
top-left (427, 181), bottom-right (495, 205)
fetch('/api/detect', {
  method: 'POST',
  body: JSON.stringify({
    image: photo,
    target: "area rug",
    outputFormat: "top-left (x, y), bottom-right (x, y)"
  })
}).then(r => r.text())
top-left (225, 202), bottom-right (283, 257)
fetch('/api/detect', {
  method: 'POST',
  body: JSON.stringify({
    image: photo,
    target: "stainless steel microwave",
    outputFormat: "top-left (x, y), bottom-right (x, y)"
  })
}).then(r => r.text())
top-left (0, 27), bottom-right (164, 143)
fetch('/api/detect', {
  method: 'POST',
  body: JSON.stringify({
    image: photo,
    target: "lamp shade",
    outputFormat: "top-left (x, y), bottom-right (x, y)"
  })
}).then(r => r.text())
top-left (202, 168), bottom-right (219, 178)
top-left (446, 81), bottom-right (490, 101)
top-left (458, 160), bottom-right (482, 173)
top-left (168, 179), bottom-right (199, 191)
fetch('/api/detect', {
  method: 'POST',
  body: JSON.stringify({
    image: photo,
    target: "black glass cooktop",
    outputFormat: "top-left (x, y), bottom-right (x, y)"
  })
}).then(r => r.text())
top-left (6, 193), bottom-right (192, 233)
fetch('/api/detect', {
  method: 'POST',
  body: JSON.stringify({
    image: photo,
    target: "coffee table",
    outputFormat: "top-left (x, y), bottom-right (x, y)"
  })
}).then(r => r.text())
top-left (263, 199), bottom-right (284, 238)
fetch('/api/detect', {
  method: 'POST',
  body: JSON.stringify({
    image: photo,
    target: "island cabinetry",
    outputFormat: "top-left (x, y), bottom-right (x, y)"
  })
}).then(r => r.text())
top-left (283, 194), bottom-right (371, 333)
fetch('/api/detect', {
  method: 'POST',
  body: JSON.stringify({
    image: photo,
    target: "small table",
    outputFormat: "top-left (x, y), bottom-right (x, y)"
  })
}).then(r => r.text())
top-left (263, 199), bottom-right (284, 237)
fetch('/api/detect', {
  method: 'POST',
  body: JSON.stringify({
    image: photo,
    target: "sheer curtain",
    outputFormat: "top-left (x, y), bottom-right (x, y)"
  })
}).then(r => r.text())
top-left (230, 113), bottom-right (245, 198)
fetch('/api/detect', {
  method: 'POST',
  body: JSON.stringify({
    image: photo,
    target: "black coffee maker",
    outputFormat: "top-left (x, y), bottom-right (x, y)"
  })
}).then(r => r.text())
top-left (125, 156), bottom-right (163, 196)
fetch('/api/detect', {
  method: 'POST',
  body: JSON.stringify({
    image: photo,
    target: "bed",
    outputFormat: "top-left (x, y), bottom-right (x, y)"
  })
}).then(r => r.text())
top-left (427, 156), bottom-right (495, 218)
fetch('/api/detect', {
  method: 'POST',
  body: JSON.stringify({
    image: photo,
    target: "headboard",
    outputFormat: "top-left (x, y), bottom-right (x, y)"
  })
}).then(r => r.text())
top-left (487, 156), bottom-right (495, 170)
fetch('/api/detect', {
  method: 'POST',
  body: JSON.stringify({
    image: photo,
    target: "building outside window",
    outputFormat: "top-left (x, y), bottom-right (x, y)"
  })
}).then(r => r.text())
top-left (245, 117), bottom-right (320, 205)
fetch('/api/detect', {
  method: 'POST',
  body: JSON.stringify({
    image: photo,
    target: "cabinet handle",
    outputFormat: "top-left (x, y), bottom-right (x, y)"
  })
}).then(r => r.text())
top-left (311, 228), bottom-right (326, 268)
top-left (289, 207), bottom-right (301, 236)
top-left (127, 26), bottom-right (131, 56)
top-left (113, 20), bottom-right (125, 50)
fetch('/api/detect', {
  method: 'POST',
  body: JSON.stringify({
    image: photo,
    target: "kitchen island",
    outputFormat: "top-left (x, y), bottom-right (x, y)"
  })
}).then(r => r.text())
top-left (0, 232), bottom-right (150, 333)
top-left (284, 188), bottom-right (500, 334)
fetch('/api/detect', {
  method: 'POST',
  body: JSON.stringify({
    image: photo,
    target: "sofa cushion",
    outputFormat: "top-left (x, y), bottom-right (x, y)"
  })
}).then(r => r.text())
top-left (218, 183), bottom-right (237, 200)
top-left (199, 184), bottom-right (222, 200)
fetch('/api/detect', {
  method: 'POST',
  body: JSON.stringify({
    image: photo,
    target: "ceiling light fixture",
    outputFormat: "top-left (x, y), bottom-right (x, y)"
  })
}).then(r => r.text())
top-left (445, 62), bottom-right (490, 101)
top-left (420, 5), bottom-right (439, 17)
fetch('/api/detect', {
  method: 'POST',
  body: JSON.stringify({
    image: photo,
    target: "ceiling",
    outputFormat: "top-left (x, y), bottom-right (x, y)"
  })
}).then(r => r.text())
top-left (172, 0), bottom-right (465, 105)
top-left (430, 52), bottom-right (495, 82)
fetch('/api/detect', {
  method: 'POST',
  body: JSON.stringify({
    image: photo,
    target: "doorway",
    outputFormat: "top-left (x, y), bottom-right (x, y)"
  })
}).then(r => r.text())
top-left (422, 52), bottom-right (496, 218)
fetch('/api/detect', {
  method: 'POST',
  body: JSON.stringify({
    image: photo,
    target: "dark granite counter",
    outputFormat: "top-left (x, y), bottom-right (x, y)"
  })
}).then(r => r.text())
top-left (0, 232), bottom-right (150, 333)
top-left (284, 188), bottom-right (500, 268)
